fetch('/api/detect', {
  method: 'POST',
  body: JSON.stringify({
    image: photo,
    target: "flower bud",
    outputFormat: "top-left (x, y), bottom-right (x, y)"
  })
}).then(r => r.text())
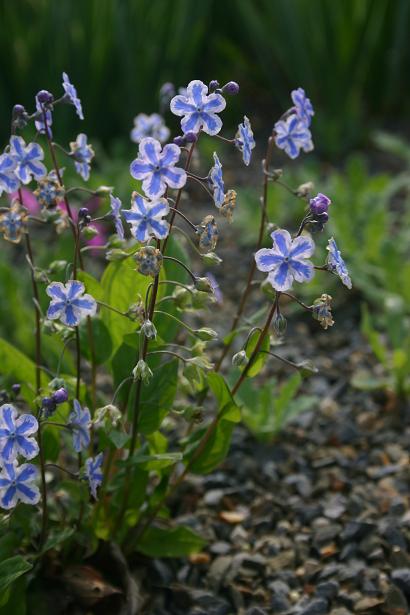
top-left (232, 350), bottom-right (247, 366)
top-left (187, 356), bottom-right (214, 370)
top-left (222, 81), bottom-right (240, 95)
top-left (95, 185), bottom-right (114, 195)
top-left (81, 225), bottom-right (98, 239)
top-left (41, 396), bottom-right (57, 418)
top-left (295, 181), bottom-right (314, 198)
top-left (309, 192), bottom-right (331, 215)
top-left (194, 277), bottom-right (213, 293)
top-left (297, 360), bottom-right (319, 377)
top-left (200, 251), bottom-right (223, 266)
top-left (78, 207), bottom-right (90, 218)
top-left (312, 294), bottom-right (334, 329)
top-left (209, 80), bottom-right (220, 92)
top-left (132, 360), bottom-right (153, 384)
top-left (49, 377), bottom-right (66, 390)
top-left (12, 104), bottom-right (26, 117)
top-left (11, 384), bottom-right (21, 396)
top-left (268, 168), bottom-right (283, 181)
top-left (94, 404), bottom-right (122, 428)
top-left (173, 136), bottom-right (186, 147)
top-left (198, 215), bottom-right (218, 253)
top-left (36, 90), bottom-right (54, 105)
top-left (52, 387), bottom-right (69, 405)
top-left (48, 260), bottom-right (68, 273)
top-left (12, 104), bottom-right (28, 129)
top-left (273, 312), bottom-right (287, 337)
top-left (141, 319), bottom-right (157, 340)
top-left (33, 268), bottom-right (49, 283)
top-left (184, 131), bottom-right (198, 143)
top-left (194, 327), bottom-right (218, 341)
top-left (106, 248), bottom-right (129, 261)
top-left (134, 246), bottom-right (163, 277)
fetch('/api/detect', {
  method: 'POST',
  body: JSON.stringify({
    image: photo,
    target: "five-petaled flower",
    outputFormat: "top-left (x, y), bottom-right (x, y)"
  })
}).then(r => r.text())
top-left (123, 192), bottom-right (169, 242)
top-left (274, 115), bottom-right (313, 159)
top-left (0, 153), bottom-right (19, 196)
top-left (69, 134), bottom-right (94, 181)
top-left (170, 79), bottom-right (226, 136)
top-left (68, 399), bottom-right (91, 453)
top-left (130, 137), bottom-right (186, 200)
top-left (0, 201), bottom-right (28, 244)
top-left (85, 452), bottom-right (103, 499)
top-left (0, 404), bottom-right (39, 462)
top-left (46, 280), bottom-right (97, 327)
top-left (62, 72), bottom-right (84, 120)
top-left (291, 88), bottom-right (314, 127)
top-left (9, 136), bottom-right (47, 184)
top-left (255, 229), bottom-right (315, 291)
top-left (131, 113), bottom-right (170, 144)
top-left (34, 171), bottom-right (65, 209)
top-left (109, 194), bottom-right (124, 240)
top-left (235, 116), bottom-right (255, 166)
top-left (0, 462), bottom-right (40, 510)
top-left (208, 153), bottom-right (225, 208)
top-left (326, 237), bottom-right (352, 289)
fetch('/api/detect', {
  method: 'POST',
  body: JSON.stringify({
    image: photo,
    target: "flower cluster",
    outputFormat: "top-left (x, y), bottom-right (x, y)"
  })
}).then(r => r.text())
top-left (131, 113), bottom-right (170, 144)
top-left (274, 88), bottom-right (314, 159)
top-left (0, 404), bottom-right (39, 509)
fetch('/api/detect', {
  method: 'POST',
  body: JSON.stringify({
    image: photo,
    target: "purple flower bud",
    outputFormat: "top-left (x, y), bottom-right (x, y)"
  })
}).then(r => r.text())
top-left (309, 192), bottom-right (331, 215)
top-left (37, 90), bottom-right (54, 105)
top-left (222, 81), bottom-right (240, 95)
top-left (173, 135), bottom-right (186, 147)
top-left (11, 384), bottom-right (21, 396)
top-left (41, 396), bottom-right (55, 408)
top-left (79, 207), bottom-right (89, 218)
top-left (12, 104), bottom-right (26, 118)
top-left (184, 131), bottom-right (198, 143)
top-left (52, 387), bottom-right (68, 405)
top-left (209, 80), bottom-right (220, 92)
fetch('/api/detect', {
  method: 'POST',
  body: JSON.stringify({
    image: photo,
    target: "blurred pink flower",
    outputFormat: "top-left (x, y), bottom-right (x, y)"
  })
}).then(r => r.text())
top-left (8, 189), bottom-right (40, 214)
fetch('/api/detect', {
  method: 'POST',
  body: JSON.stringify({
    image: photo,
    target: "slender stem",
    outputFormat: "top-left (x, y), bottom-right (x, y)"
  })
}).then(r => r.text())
top-left (281, 292), bottom-right (313, 311)
top-left (215, 135), bottom-right (275, 370)
top-left (75, 327), bottom-right (81, 399)
top-left (162, 256), bottom-right (197, 282)
top-left (187, 174), bottom-right (214, 199)
top-left (96, 300), bottom-right (132, 319)
top-left (45, 463), bottom-right (78, 479)
top-left (23, 225), bottom-right (48, 547)
top-left (146, 350), bottom-right (188, 362)
top-left (168, 206), bottom-right (198, 232)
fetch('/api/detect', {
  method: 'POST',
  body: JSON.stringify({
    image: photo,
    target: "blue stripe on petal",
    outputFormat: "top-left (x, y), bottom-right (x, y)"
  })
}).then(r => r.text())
top-left (46, 282), bottom-right (66, 300)
top-left (290, 259), bottom-right (314, 283)
top-left (133, 194), bottom-right (147, 215)
top-left (17, 464), bottom-right (38, 482)
top-left (130, 159), bottom-right (152, 179)
top-left (16, 435), bottom-right (39, 459)
top-left (271, 230), bottom-right (291, 256)
top-left (159, 144), bottom-right (180, 167)
top-left (181, 112), bottom-right (202, 134)
top-left (17, 483), bottom-right (40, 505)
top-left (190, 80), bottom-right (207, 106)
top-left (289, 236), bottom-right (314, 259)
top-left (72, 297), bottom-right (96, 312)
top-left (148, 202), bottom-right (169, 218)
top-left (135, 220), bottom-right (148, 242)
top-left (1, 439), bottom-right (16, 462)
top-left (16, 414), bottom-right (38, 435)
top-left (255, 248), bottom-right (283, 272)
top-left (161, 167), bottom-right (186, 189)
top-left (149, 219), bottom-right (169, 239)
top-left (67, 280), bottom-right (85, 300)
top-left (123, 210), bottom-right (143, 222)
top-left (140, 138), bottom-right (161, 165)
top-left (47, 301), bottom-right (65, 319)
top-left (269, 262), bottom-right (293, 291)
top-left (170, 96), bottom-right (196, 115)
top-left (1, 405), bottom-right (16, 431)
top-left (62, 304), bottom-right (79, 327)
top-left (143, 172), bottom-right (164, 199)
top-left (201, 113), bottom-right (222, 136)
top-left (1, 485), bottom-right (17, 509)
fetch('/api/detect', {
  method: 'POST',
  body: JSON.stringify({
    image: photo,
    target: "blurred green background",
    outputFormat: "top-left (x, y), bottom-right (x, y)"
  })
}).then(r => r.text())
top-left (1, 0), bottom-right (410, 157)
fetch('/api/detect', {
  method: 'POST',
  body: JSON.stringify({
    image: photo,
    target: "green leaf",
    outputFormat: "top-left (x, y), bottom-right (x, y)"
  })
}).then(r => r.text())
top-left (41, 528), bottom-right (75, 554)
top-left (79, 317), bottom-right (113, 365)
top-left (137, 360), bottom-right (179, 434)
top-left (77, 269), bottom-right (104, 302)
top-left (100, 259), bottom-right (150, 351)
top-left (0, 557), bottom-right (32, 594)
top-left (111, 342), bottom-right (136, 405)
top-left (42, 426), bottom-right (60, 462)
top-left (273, 372), bottom-right (302, 431)
top-left (121, 452), bottom-right (183, 471)
top-left (242, 329), bottom-right (270, 377)
top-left (0, 338), bottom-right (48, 402)
top-left (137, 526), bottom-right (206, 557)
top-left (361, 305), bottom-right (388, 368)
top-left (187, 373), bottom-right (240, 474)
top-left (108, 429), bottom-right (130, 449)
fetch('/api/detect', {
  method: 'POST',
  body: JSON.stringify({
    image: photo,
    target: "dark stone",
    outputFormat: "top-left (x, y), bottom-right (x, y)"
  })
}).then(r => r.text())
top-left (316, 580), bottom-right (339, 600)
top-left (297, 598), bottom-right (329, 615)
top-left (271, 593), bottom-right (291, 613)
top-left (340, 522), bottom-right (375, 543)
top-left (392, 568), bottom-right (410, 600)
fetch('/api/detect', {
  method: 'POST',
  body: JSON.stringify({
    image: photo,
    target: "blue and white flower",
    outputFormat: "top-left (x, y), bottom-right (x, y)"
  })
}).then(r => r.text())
top-left (0, 201), bottom-right (28, 243)
top-left (123, 192), bottom-right (169, 242)
top-left (131, 113), bottom-right (170, 144)
top-left (34, 95), bottom-right (53, 136)
top-left (85, 452), bottom-right (103, 499)
top-left (255, 229), bottom-right (315, 291)
top-left (130, 137), bottom-right (186, 199)
top-left (170, 79), bottom-right (226, 136)
top-left (68, 399), bottom-right (91, 453)
top-left (326, 237), bottom-right (352, 289)
top-left (69, 134), bottom-right (94, 181)
top-left (9, 136), bottom-right (46, 184)
top-left (34, 171), bottom-right (65, 209)
top-left (62, 72), bottom-right (84, 120)
top-left (0, 462), bottom-right (40, 509)
top-left (46, 280), bottom-right (97, 327)
top-left (0, 404), bottom-right (39, 462)
top-left (208, 153), bottom-right (225, 208)
top-left (235, 116), bottom-right (255, 166)
top-left (109, 194), bottom-right (124, 240)
top-left (291, 87), bottom-right (314, 127)
top-left (274, 115), bottom-right (313, 159)
top-left (0, 153), bottom-right (19, 196)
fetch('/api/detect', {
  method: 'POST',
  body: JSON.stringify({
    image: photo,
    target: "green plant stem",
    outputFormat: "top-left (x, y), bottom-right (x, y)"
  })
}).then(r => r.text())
top-left (23, 226), bottom-right (48, 548)
top-left (115, 142), bottom-right (197, 537)
top-left (127, 296), bottom-right (279, 549)
top-left (75, 327), bottom-right (81, 398)
top-left (215, 135), bottom-right (275, 371)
